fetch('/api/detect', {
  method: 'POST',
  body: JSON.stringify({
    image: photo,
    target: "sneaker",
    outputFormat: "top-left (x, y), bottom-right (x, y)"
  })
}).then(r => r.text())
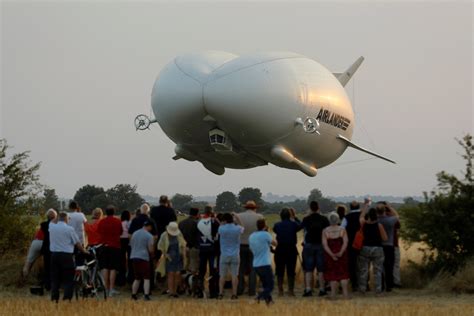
top-left (109, 288), bottom-right (120, 297)
top-left (318, 290), bottom-right (327, 297)
top-left (144, 295), bottom-right (151, 301)
top-left (217, 294), bottom-right (224, 300)
top-left (302, 290), bottom-right (313, 297)
top-left (131, 294), bottom-right (138, 300)
top-left (230, 295), bottom-right (238, 300)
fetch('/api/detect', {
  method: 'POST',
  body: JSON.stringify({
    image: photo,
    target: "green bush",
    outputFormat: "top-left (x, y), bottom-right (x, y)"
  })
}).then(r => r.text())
top-left (400, 134), bottom-right (474, 273)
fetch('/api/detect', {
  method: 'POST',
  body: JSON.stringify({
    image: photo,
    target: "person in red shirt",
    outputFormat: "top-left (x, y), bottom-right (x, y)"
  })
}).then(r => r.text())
top-left (98, 205), bottom-right (123, 297)
top-left (85, 208), bottom-right (103, 246)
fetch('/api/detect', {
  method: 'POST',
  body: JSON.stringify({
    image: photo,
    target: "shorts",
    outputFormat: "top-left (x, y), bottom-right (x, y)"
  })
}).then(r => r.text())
top-left (185, 247), bottom-right (200, 273)
top-left (302, 243), bottom-right (324, 272)
top-left (219, 255), bottom-right (240, 277)
top-left (132, 259), bottom-right (151, 280)
top-left (99, 246), bottom-right (121, 271)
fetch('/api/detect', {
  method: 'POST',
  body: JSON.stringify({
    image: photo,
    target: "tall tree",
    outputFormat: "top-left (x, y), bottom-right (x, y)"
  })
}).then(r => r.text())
top-left (0, 139), bottom-right (41, 254)
top-left (171, 193), bottom-right (193, 212)
top-left (307, 188), bottom-right (336, 213)
top-left (238, 187), bottom-right (263, 206)
top-left (73, 185), bottom-right (106, 213)
top-left (43, 188), bottom-right (61, 211)
top-left (106, 184), bottom-right (144, 212)
top-left (215, 191), bottom-right (239, 212)
top-left (401, 134), bottom-right (474, 272)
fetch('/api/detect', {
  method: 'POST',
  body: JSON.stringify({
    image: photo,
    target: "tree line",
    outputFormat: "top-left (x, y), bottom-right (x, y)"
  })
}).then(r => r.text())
top-left (1, 135), bottom-right (472, 277)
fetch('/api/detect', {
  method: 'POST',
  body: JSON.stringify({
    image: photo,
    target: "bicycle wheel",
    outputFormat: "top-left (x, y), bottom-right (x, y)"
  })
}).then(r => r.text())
top-left (74, 273), bottom-right (83, 300)
top-left (94, 272), bottom-right (107, 300)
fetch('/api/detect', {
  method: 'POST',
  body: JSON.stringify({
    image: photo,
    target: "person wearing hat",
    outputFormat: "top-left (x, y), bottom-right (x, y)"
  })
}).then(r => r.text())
top-left (236, 200), bottom-right (263, 296)
top-left (130, 220), bottom-right (155, 301)
top-left (157, 222), bottom-right (187, 298)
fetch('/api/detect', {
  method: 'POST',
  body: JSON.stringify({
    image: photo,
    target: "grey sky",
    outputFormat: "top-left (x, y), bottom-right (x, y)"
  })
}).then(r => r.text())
top-left (1, 2), bottom-right (472, 200)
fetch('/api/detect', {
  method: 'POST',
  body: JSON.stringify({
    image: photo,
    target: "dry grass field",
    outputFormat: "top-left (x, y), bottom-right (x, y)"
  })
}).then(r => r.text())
top-left (0, 291), bottom-right (473, 316)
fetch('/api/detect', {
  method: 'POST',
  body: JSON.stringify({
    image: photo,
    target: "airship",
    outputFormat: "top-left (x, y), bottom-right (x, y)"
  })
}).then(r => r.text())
top-left (135, 51), bottom-right (395, 176)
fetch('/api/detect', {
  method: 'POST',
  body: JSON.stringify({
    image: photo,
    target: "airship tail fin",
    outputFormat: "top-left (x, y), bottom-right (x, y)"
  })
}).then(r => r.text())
top-left (334, 56), bottom-right (365, 87)
top-left (337, 135), bottom-right (396, 164)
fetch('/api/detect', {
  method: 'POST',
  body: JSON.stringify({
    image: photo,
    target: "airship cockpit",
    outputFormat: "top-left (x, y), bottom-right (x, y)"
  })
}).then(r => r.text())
top-left (209, 128), bottom-right (233, 152)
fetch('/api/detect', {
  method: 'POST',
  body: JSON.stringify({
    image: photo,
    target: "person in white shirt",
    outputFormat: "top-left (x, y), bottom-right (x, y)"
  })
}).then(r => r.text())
top-left (49, 212), bottom-right (88, 302)
top-left (67, 201), bottom-right (87, 245)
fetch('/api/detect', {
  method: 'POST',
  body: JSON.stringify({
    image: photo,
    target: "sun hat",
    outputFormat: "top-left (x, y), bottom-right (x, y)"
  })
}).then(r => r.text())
top-left (166, 222), bottom-right (180, 236)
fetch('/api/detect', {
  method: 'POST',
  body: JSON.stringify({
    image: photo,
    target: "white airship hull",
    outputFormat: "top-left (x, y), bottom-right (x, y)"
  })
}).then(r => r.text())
top-left (149, 51), bottom-right (392, 176)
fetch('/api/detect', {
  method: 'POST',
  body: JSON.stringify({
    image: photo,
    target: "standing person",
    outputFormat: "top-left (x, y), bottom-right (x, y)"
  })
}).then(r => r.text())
top-left (377, 202), bottom-right (399, 292)
top-left (197, 206), bottom-right (220, 298)
top-left (128, 204), bottom-right (157, 289)
top-left (217, 213), bottom-right (244, 299)
top-left (150, 196), bottom-right (177, 239)
top-left (130, 221), bottom-right (155, 301)
top-left (97, 205), bottom-right (123, 297)
top-left (236, 200), bottom-right (263, 296)
top-left (249, 219), bottom-right (277, 305)
top-left (23, 228), bottom-right (45, 278)
top-left (358, 208), bottom-right (388, 294)
top-left (393, 221), bottom-right (402, 288)
top-left (157, 222), bottom-right (186, 298)
top-left (336, 205), bottom-right (347, 222)
top-left (40, 209), bottom-right (57, 290)
top-left (67, 201), bottom-right (87, 246)
top-left (340, 200), bottom-right (364, 291)
top-left (84, 208), bottom-right (103, 247)
top-left (178, 207), bottom-right (200, 275)
top-left (322, 212), bottom-right (350, 299)
top-left (118, 210), bottom-right (131, 286)
top-left (272, 208), bottom-right (301, 296)
top-left (301, 201), bottom-right (330, 297)
top-left (49, 212), bottom-right (88, 302)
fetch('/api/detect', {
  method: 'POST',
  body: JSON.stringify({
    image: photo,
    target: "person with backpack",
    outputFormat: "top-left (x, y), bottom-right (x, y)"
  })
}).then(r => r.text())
top-left (197, 206), bottom-right (220, 298)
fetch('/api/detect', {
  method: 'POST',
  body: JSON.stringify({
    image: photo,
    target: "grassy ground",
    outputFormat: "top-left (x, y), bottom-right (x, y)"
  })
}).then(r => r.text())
top-left (0, 289), bottom-right (473, 316)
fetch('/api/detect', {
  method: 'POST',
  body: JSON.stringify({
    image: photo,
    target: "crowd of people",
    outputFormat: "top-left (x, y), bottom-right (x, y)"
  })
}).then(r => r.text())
top-left (24, 195), bottom-right (401, 304)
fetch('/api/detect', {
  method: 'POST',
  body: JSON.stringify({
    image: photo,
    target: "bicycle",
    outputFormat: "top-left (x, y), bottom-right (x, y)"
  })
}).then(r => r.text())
top-left (74, 244), bottom-right (107, 300)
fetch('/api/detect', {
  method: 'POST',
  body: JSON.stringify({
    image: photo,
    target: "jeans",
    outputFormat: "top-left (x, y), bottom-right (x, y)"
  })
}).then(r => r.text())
top-left (255, 265), bottom-right (274, 302)
top-left (347, 247), bottom-right (359, 290)
top-left (393, 246), bottom-right (401, 286)
top-left (199, 246), bottom-right (218, 297)
top-left (117, 238), bottom-right (130, 286)
top-left (238, 245), bottom-right (256, 296)
top-left (42, 251), bottom-right (51, 290)
top-left (382, 245), bottom-right (395, 290)
top-left (302, 243), bottom-right (325, 272)
top-left (358, 246), bottom-right (384, 293)
top-left (50, 252), bottom-right (75, 302)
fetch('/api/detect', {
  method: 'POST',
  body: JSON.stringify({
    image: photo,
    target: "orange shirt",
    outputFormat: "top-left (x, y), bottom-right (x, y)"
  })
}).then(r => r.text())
top-left (85, 219), bottom-right (102, 245)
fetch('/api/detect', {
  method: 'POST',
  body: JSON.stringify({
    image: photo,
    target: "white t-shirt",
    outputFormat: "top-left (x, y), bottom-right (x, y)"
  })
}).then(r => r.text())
top-left (68, 212), bottom-right (87, 245)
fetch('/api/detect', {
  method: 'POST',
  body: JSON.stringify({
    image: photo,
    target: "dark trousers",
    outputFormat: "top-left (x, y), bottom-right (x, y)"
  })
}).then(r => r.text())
top-left (255, 265), bottom-right (274, 302)
top-left (50, 252), bottom-right (75, 302)
top-left (42, 251), bottom-right (51, 290)
top-left (238, 245), bottom-right (256, 296)
top-left (199, 247), bottom-right (218, 297)
top-left (348, 247), bottom-right (359, 290)
top-left (382, 245), bottom-right (395, 291)
top-left (274, 245), bottom-right (297, 278)
top-left (117, 238), bottom-right (130, 286)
